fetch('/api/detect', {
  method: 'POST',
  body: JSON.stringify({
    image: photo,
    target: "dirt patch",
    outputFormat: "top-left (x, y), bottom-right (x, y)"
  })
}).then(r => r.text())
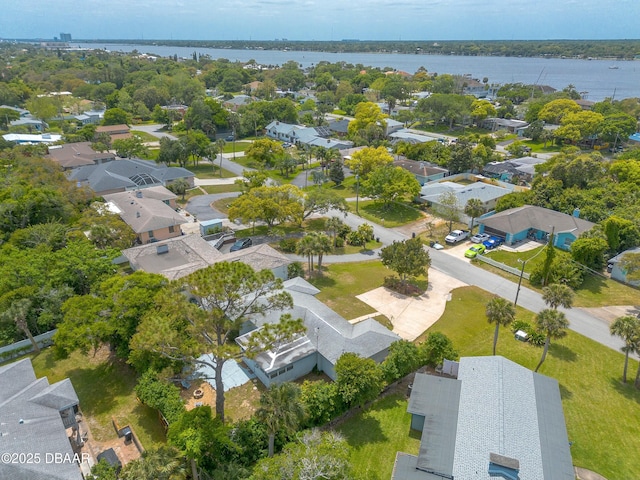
top-left (577, 305), bottom-right (640, 325)
top-left (180, 377), bottom-right (263, 422)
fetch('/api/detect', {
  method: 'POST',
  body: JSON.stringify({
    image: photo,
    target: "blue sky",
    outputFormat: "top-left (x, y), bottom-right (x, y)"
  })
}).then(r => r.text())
top-left (1, 0), bottom-right (638, 41)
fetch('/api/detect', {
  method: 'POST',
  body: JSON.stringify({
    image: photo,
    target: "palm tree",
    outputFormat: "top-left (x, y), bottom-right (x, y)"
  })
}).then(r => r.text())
top-left (256, 382), bottom-right (306, 457)
top-left (120, 446), bottom-right (188, 480)
top-left (313, 232), bottom-right (334, 270)
top-left (2, 299), bottom-right (39, 353)
top-left (216, 138), bottom-right (226, 178)
top-left (485, 297), bottom-right (516, 356)
top-left (534, 308), bottom-right (569, 372)
top-left (464, 198), bottom-right (485, 234)
top-left (325, 216), bottom-right (344, 247)
top-left (296, 234), bottom-right (316, 273)
top-left (610, 315), bottom-right (640, 383)
top-left (542, 283), bottom-right (574, 310)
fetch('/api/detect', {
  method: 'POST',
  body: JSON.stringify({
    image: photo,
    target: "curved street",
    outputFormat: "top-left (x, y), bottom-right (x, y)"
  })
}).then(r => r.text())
top-left (187, 158), bottom-right (626, 355)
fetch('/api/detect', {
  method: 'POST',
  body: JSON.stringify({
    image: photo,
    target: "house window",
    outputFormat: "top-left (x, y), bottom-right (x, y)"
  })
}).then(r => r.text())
top-left (169, 226), bottom-right (175, 233)
top-left (148, 230), bottom-right (155, 238)
top-left (163, 200), bottom-right (170, 205)
top-left (269, 372), bottom-right (278, 379)
top-left (286, 365), bottom-right (293, 371)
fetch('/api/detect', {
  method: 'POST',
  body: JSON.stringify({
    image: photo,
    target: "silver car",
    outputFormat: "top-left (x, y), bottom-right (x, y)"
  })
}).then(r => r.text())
top-left (470, 233), bottom-right (490, 244)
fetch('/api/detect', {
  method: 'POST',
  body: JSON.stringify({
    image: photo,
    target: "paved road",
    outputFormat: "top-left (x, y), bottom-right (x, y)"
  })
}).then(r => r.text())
top-left (132, 123), bottom-right (178, 140)
top-left (185, 192), bottom-right (240, 221)
top-left (193, 159), bottom-right (625, 355)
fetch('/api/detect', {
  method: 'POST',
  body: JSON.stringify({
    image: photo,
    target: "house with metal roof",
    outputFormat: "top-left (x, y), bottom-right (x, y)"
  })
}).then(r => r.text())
top-left (392, 356), bottom-right (574, 480)
top-left (389, 129), bottom-right (441, 145)
top-left (236, 277), bottom-right (400, 387)
top-left (46, 142), bottom-right (116, 170)
top-left (67, 158), bottom-right (194, 195)
top-left (478, 205), bottom-right (595, 250)
top-left (104, 186), bottom-right (185, 244)
top-left (608, 247), bottom-right (640, 287)
top-left (265, 120), bottom-right (354, 150)
top-left (420, 180), bottom-right (511, 212)
top-left (0, 358), bottom-right (84, 480)
top-left (3, 133), bottom-right (62, 145)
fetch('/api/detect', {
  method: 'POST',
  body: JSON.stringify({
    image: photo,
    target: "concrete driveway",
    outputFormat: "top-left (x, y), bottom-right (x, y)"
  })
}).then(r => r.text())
top-left (356, 269), bottom-right (468, 341)
top-left (185, 192), bottom-right (240, 221)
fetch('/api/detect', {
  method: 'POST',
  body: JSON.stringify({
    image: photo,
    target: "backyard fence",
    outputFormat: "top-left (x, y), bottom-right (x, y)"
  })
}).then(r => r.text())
top-left (0, 329), bottom-right (57, 362)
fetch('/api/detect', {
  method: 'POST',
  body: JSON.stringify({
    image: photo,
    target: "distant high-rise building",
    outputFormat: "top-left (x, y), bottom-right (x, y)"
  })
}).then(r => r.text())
top-left (60, 33), bottom-right (72, 42)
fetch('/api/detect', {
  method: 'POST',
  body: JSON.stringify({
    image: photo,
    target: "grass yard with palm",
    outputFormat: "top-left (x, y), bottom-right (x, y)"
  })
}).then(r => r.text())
top-left (422, 286), bottom-right (640, 480)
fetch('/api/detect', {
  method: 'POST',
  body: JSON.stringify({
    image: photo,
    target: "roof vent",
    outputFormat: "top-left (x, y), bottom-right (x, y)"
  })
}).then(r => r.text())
top-left (136, 212), bottom-right (140, 218)
top-left (135, 190), bottom-right (143, 198)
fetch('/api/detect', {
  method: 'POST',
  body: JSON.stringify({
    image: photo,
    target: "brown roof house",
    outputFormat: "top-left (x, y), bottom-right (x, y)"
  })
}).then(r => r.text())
top-left (103, 186), bottom-right (186, 244)
top-left (0, 358), bottom-right (84, 480)
top-left (95, 124), bottom-right (131, 142)
top-left (47, 142), bottom-right (116, 170)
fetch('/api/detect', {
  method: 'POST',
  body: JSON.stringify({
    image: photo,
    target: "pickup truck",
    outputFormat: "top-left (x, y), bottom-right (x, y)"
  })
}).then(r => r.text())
top-left (445, 229), bottom-right (470, 245)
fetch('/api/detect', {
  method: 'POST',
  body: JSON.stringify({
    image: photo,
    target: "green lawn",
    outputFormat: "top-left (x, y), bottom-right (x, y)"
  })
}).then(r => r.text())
top-left (421, 286), bottom-right (640, 479)
top-left (130, 130), bottom-right (160, 143)
top-left (29, 348), bottom-right (165, 449)
top-left (351, 200), bottom-right (424, 227)
top-left (522, 139), bottom-right (562, 153)
top-left (478, 246), bottom-right (640, 307)
top-left (309, 261), bottom-right (388, 319)
top-left (200, 184), bottom-right (242, 194)
top-left (223, 141), bottom-right (251, 154)
top-left (184, 163), bottom-right (237, 179)
top-left (337, 394), bottom-right (421, 480)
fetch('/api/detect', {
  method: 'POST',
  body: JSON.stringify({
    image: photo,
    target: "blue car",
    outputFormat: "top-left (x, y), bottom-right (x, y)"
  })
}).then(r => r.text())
top-left (483, 236), bottom-right (504, 250)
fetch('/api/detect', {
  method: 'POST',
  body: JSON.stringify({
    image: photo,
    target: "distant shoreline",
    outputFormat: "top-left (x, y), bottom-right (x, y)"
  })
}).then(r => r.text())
top-left (5, 39), bottom-right (640, 61)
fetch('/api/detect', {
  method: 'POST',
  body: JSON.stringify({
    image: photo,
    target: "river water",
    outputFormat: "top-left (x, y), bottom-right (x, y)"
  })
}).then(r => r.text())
top-left (79, 42), bottom-right (640, 101)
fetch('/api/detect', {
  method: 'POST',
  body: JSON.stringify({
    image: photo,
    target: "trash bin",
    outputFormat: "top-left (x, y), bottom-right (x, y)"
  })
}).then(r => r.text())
top-left (412, 232), bottom-right (416, 238)
top-left (429, 241), bottom-right (435, 247)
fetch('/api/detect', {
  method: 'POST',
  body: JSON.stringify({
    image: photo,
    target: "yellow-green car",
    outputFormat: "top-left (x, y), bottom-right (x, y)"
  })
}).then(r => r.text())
top-left (464, 244), bottom-right (486, 258)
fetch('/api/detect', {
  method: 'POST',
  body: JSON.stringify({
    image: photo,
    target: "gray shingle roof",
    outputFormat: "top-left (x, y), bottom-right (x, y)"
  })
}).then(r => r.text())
top-left (395, 357), bottom-right (574, 480)
top-left (67, 158), bottom-right (193, 194)
top-left (480, 205), bottom-right (595, 236)
top-left (0, 359), bottom-right (82, 480)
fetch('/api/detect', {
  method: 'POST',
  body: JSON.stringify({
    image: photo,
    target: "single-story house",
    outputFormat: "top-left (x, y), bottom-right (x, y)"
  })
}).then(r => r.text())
top-left (10, 117), bottom-right (48, 132)
top-left (223, 95), bottom-right (253, 111)
top-left (608, 247), bottom-right (640, 286)
top-left (478, 205), bottom-right (595, 250)
top-left (392, 356), bottom-right (574, 480)
top-left (122, 235), bottom-right (291, 281)
top-left (95, 124), bottom-right (131, 142)
top-left (0, 359), bottom-right (84, 480)
top-left (327, 118), bottom-right (350, 137)
top-left (420, 180), bottom-right (511, 212)
top-left (265, 121), bottom-right (353, 150)
top-left (47, 142), bottom-right (116, 170)
top-left (482, 117), bottom-right (529, 133)
top-left (482, 156), bottom-right (546, 184)
top-left (386, 119), bottom-right (404, 136)
top-left (236, 277), bottom-right (400, 387)
top-left (2, 133), bottom-right (62, 145)
top-left (104, 186), bottom-right (185, 244)
top-left (0, 104), bottom-right (30, 117)
top-left (394, 158), bottom-right (449, 185)
top-left (389, 129), bottom-right (440, 145)
top-left (67, 158), bottom-right (194, 195)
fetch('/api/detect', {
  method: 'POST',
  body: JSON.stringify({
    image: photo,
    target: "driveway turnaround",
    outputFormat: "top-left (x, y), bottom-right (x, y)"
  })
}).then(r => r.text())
top-left (356, 269), bottom-right (468, 341)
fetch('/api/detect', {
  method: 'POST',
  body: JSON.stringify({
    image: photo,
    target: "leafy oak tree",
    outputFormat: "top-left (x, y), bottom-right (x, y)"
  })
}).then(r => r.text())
top-left (360, 165), bottom-right (421, 208)
top-left (344, 146), bottom-right (393, 178)
top-left (380, 238), bottom-right (431, 288)
top-left (131, 262), bottom-right (305, 422)
top-left (335, 352), bottom-right (384, 409)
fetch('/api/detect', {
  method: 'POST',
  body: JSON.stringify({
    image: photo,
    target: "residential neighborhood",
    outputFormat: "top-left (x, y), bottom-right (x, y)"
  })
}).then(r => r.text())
top-left (1, 39), bottom-right (640, 480)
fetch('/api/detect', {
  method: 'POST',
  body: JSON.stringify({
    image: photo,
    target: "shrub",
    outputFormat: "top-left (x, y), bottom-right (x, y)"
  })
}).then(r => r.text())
top-left (511, 320), bottom-right (532, 334)
top-left (381, 340), bottom-right (423, 384)
top-left (528, 331), bottom-right (546, 347)
top-left (279, 237), bottom-right (298, 253)
top-left (335, 237), bottom-right (345, 248)
top-left (420, 332), bottom-right (458, 367)
top-left (287, 261), bottom-right (304, 279)
top-left (135, 370), bottom-right (185, 424)
top-left (300, 380), bottom-right (345, 427)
